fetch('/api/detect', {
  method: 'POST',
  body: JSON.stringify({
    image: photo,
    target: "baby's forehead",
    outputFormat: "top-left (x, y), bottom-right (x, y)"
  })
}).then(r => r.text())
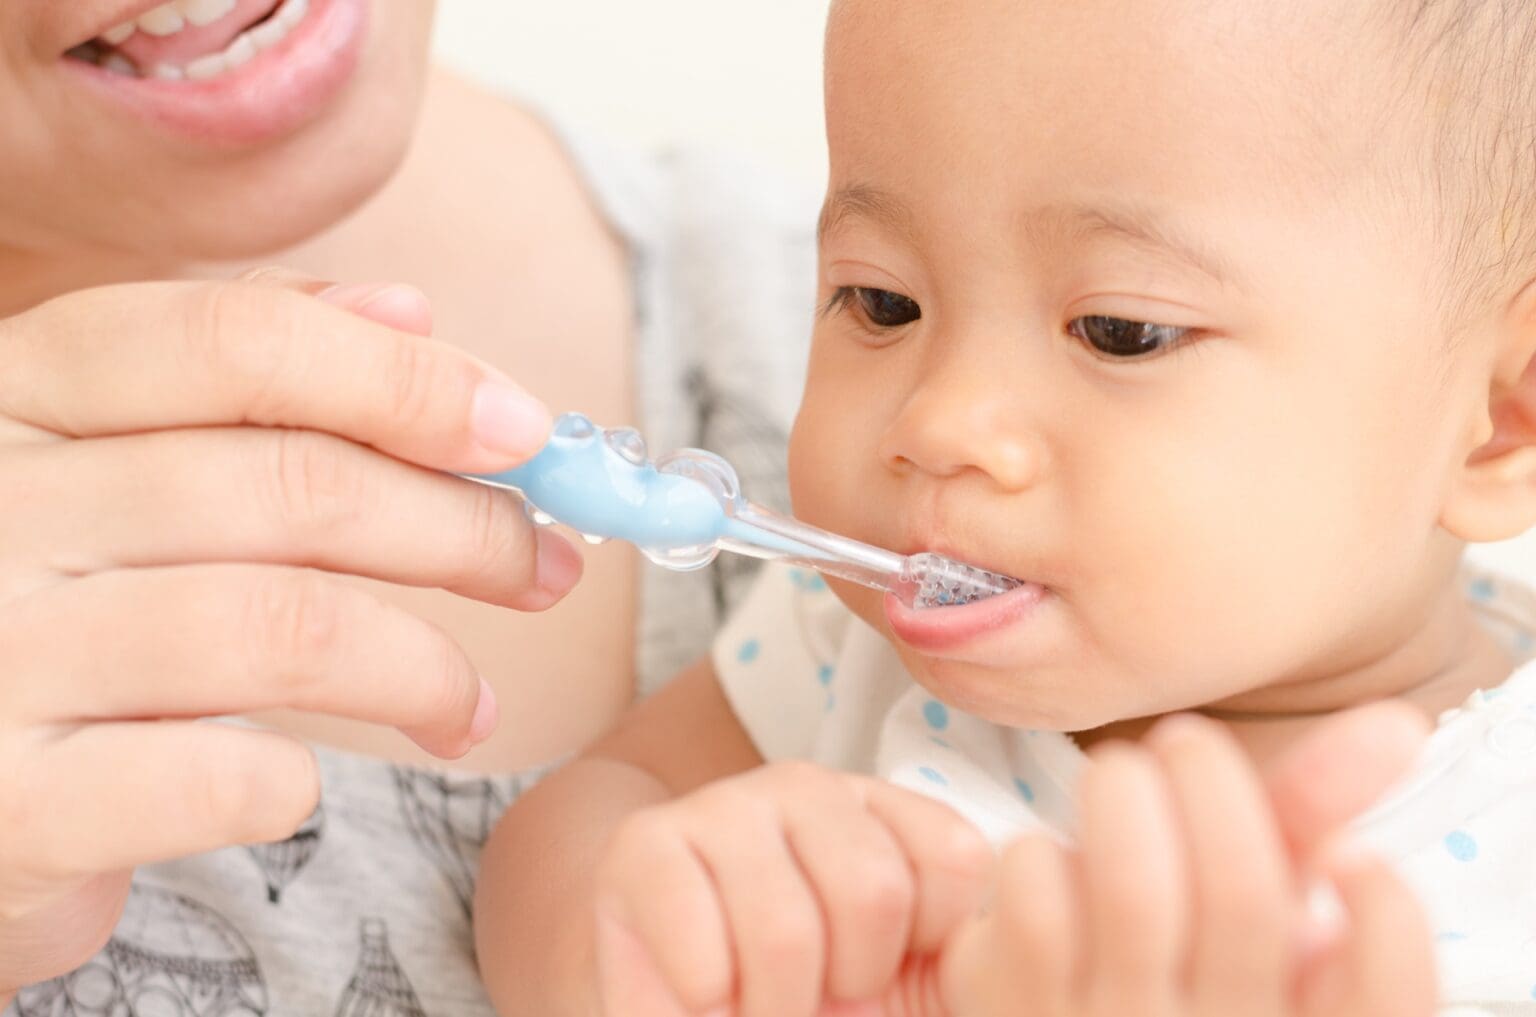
top-left (823, 0), bottom-right (1396, 207)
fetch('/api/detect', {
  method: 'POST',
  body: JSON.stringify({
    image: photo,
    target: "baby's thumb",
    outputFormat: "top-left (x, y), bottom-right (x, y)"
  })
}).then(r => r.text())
top-left (1264, 699), bottom-right (1430, 861)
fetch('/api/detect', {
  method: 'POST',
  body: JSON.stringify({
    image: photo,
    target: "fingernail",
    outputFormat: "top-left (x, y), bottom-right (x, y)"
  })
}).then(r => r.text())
top-left (468, 677), bottom-right (499, 743)
top-left (316, 281), bottom-right (399, 306)
top-left (472, 381), bottom-right (552, 460)
top-left (535, 529), bottom-right (584, 600)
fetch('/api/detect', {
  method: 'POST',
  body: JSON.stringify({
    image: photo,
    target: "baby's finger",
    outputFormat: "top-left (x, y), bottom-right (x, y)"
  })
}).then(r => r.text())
top-left (594, 811), bottom-right (732, 1014)
top-left (1315, 845), bottom-right (1436, 1017)
top-left (4, 722), bottom-right (320, 880)
top-left (992, 834), bottom-right (1079, 1012)
top-left (5, 564), bottom-right (491, 758)
top-left (1146, 714), bottom-right (1291, 1005)
top-left (7, 429), bottom-right (581, 610)
top-left (686, 785), bottom-right (827, 1017)
top-left (861, 778), bottom-right (993, 954)
top-left (593, 912), bottom-right (695, 1017)
top-left (0, 276), bottom-right (550, 473)
top-left (779, 775), bottom-right (917, 1001)
top-left (1078, 743), bottom-right (1186, 1003)
top-left (1265, 700), bottom-right (1429, 861)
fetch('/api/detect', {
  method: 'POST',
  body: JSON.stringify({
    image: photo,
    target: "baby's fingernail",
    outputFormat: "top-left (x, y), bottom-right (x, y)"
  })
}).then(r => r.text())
top-left (472, 381), bottom-right (552, 460)
top-left (535, 529), bottom-right (584, 600)
top-left (468, 677), bottom-right (499, 743)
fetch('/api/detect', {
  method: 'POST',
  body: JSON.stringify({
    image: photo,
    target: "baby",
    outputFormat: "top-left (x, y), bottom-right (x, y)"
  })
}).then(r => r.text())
top-left (475, 0), bottom-right (1536, 1013)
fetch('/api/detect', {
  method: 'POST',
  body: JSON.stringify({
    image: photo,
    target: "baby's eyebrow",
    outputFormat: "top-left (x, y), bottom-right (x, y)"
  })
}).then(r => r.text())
top-left (1028, 200), bottom-right (1240, 290)
top-left (819, 184), bottom-right (1240, 290)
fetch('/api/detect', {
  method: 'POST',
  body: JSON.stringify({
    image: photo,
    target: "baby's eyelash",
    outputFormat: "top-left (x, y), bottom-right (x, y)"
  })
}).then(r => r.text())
top-left (820, 286), bottom-right (856, 320)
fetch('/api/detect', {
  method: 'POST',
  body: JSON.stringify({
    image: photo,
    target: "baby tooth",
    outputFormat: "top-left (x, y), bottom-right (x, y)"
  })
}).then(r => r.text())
top-left (153, 63), bottom-right (185, 79)
top-left (176, 0), bottom-right (238, 27)
top-left (184, 52), bottom-right (227, 79)
top-left (102, 53), bottom-right (137, 76)
top-left (137, 5), bottom-right (186, 35)
top-left (102, 21), bottom-right (137, 45)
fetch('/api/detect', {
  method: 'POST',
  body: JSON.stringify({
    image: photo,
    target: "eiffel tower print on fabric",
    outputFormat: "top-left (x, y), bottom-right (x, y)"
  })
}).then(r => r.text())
top-left (245, 803), bottom-right (326, 904)
top-left (12, 884), bottom-right (268, 1017)
top-left (333, 918), bottom-right (426, 1017)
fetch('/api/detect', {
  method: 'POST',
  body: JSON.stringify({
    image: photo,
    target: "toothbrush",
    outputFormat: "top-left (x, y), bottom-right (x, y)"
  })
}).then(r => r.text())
top-left (458, 413), bottom-right (1020, 609)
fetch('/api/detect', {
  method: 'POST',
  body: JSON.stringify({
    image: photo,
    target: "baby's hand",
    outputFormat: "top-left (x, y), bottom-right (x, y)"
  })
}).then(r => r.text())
top-left (939, 711), bottom-right (1436, 1017)
top-left (590, 760), bottom-right (993, 1017)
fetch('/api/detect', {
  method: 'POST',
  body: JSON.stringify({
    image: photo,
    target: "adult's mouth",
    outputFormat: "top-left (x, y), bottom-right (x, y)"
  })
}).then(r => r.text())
top-left (61, 0), bottom-right (368, 146)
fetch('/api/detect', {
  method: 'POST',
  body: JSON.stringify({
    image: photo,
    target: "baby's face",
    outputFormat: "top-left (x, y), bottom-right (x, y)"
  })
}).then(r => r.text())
top-left (790, 0), bottom-right (1495, 730)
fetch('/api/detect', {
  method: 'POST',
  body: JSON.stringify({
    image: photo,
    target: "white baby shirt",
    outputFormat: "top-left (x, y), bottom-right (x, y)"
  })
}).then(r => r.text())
top-left (712, 564), bottom-right (1536, 1015)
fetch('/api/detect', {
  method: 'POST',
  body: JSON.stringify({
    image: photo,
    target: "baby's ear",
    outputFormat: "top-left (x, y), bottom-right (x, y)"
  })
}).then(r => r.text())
top-left (1441, 280), bottom-right (1536, 542)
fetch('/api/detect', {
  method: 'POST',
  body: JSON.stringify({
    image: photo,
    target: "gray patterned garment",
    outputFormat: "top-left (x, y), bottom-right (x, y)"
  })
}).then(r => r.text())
top-left (5, 113), bottom-right (819, 1016)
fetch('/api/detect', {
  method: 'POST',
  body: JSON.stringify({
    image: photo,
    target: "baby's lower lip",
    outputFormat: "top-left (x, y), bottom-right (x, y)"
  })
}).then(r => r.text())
top-left (884, 581), bottom-right (1048, 652)
top-left (60, 0), bottom-right (366, 147)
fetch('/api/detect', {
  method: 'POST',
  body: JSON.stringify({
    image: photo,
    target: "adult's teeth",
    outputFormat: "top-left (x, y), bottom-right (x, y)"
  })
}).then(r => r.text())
top-left (222, 33), bottom-right (256, 69)
top-left (98, 0), bottom-right (309, 81)
top-left (185, 51), bottom-right (226, 80)
top-left (102, 21), bottom-right (137, 45)
top-left (137, 5), bottom-right (186, 36)
top-left (176, 0), bottom-right (239, 27)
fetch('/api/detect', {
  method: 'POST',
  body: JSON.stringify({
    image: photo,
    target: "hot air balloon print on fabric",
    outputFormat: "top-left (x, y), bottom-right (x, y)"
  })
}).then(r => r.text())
top-left (245, 804), bottom-right (325, 904)
top-left (13, 885), bottom-right (268, 1017)
top-left (391, 767), bottom-right (529, 917)
top-left (333, 918), bottom-right (426, 1017)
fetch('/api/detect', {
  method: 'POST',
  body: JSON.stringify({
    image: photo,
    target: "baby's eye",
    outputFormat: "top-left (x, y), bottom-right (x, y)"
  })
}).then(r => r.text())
top-left (1068, 316), bottom-right (1192, 358)
top-left (832, 286), bottom-right (922, 329)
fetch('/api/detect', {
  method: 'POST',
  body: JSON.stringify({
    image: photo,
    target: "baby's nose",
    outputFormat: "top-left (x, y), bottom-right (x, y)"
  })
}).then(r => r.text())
top-left (877, 368), bottom-right (1048, 492)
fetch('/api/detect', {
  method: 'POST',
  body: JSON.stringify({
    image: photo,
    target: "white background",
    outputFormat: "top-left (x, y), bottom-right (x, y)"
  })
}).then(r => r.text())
top-left (430, 0), bottom-right (1536, 580)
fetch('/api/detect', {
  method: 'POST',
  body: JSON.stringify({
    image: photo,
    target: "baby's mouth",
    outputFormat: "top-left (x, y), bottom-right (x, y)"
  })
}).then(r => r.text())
top-left (65, 0), bottom-right (309, 81)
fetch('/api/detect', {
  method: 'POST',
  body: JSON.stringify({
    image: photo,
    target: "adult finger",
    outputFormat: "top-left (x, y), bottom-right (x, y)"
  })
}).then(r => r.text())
top-left (4, 564), bottom-right (494, 758)
top-left (1, 721), bottom-right (320, 880)
top-left (6, 429), bottom-right (582, 610)
top-left (0, 275), bottom-right (550, 473)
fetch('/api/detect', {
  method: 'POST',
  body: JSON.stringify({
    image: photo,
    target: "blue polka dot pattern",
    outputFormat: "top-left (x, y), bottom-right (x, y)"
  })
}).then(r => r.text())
top-left (737, 639), bottom-right (761, 664)
top-left (923, 701), bottom-right (950, 731)
top-left (930, 736), bottom-right (951, 750)
top-left (1469, 577), bottom-right (1496, 601)
top-left (918, 766), bottom-right (948, 786)
top-left (825, 692), bottom-right (836, 713)
top-left (817, 664), bottom-right (835, 687)
top-left (1444, 830), bottom-right (1478, 862)
top-left (1013, 778), bottom-right (1035, 803)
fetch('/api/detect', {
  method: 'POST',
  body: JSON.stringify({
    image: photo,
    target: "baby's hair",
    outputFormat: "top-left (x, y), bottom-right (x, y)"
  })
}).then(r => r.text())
top-left (1375, 0), bottom-right (1536, 337)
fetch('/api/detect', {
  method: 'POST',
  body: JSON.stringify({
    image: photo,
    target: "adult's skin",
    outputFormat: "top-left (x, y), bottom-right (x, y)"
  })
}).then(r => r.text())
top-left (0, 0), bottom-right (639, 999)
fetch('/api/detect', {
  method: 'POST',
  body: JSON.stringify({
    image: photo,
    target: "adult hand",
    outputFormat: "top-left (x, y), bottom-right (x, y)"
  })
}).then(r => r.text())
top-left (0, 268), bottom-right (582, 999)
